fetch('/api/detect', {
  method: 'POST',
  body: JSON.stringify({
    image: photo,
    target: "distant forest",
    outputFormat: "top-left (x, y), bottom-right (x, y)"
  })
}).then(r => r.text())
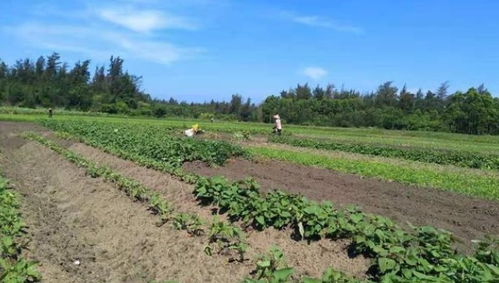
top-left (1, 54), bottom-right (498, 135)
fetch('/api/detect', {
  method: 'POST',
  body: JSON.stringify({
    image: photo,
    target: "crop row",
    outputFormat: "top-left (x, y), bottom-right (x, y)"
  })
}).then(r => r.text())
top-left (40, 119), bottom-right (249, 168)
top-left (195, 176), bottom-right (498, 282)
top-left (24, 133), bottom-right (173, 223)
top-left (244, 246), bottom-right (363, 282)
top-left (34, 121), bottom-right (499, 282)
top-left (0, 175), bottom-right (41, 282)
top-left (269, 135), bottom-right (499, 170)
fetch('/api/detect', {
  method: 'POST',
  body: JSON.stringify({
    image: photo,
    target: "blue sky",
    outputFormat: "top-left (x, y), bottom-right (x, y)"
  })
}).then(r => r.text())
top-left (1, 0), bottom-right (498, 102)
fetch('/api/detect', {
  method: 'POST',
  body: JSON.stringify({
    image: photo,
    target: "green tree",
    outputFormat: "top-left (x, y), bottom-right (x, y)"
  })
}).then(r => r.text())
top-left (296, 83), bottom-right (312, 100)
top-left (399, 84), bottom-right (415, 112)
top-left (445, 88), bottom-right (498, 134)
top-left (375, 81), bottom-right (398, 107)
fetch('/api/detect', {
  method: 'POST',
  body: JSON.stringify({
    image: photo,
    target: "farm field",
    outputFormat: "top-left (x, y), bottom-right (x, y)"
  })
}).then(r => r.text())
top-left (2, 110), bottom-right (499, 154)
top-left (0, 114), bottom-right (498, 282)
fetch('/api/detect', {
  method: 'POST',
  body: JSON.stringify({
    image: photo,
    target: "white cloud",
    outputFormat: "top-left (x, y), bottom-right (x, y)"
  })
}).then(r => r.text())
top-left (293, 16), bottom-right (330, 28)
top-left (303, 67), bottom-right (328, 80)
top-left (97, 8), bottom-right (196, 33)
top-left (284, 12), bottom-right (363, 34)
top-left (8, 23), bottom-right (202, 65)
top-left (110, 34), bottom-right (203, 64)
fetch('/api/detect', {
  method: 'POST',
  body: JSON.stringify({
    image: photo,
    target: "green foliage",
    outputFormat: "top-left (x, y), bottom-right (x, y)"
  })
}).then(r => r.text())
top-left (193, 175), bottom-right (499, 282)
top-left (3, 110), bottom-right (497, 155)
top-left (244, 246), bottom-right (294, 283)
top-left (0, 54), bottom-right (150, 113)
top-left (302, 267), bottom-right (363, 283)
top-left (149, 193), bottom-right (173, 223)
top-left (233, 130), bottom-right (251, 141)
top-left (262, 84), bottom-right (499, 135)
top-left (0, 259), bottom-right (41, 283)
top-left (473, 236), bottom-right (499, 266)
top-left (195, 177), bottom-right (309, 230)
top-left (0, 176), bottom-right (41, 282)
top-left (269, 135), bottom-right (499, 170)
top-left (205, 218), bottom-right (247, 262)
top-left (172, 213), bottom-right (204, 236)
top-left (445, 88), bottom-right (499, 135)
top-left (40, 119), bottom-right (249, 168)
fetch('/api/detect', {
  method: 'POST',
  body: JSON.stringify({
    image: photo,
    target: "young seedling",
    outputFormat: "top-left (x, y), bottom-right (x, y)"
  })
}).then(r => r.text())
top-left (149, 193), bottom-right (173, 225)
top-left (205, 217), bottom-right (247, 262)
top-left (244, 246), bottom-right (293, 283)
top-left (172, 213), bottom-right (204, 236)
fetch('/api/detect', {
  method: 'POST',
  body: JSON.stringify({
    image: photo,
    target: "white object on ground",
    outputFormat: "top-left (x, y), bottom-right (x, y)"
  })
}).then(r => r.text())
top-left (184, 128), bottom-right (195, 137)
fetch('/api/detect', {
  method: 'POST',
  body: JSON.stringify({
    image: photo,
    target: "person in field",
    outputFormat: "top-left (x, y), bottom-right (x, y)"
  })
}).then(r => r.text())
top-left (273, 114), bottom-right (282, 135)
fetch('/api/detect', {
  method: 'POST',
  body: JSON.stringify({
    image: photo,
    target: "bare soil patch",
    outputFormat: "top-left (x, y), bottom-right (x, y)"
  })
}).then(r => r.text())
top-left (183, 158), bottom-right (499, 251)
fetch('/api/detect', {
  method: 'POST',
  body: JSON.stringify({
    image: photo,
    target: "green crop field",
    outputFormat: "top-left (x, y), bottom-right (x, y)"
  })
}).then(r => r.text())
top-left (2, 111), bottom-right (498, 194)
top-left (2, 109), bottom-right (498, 150)
top-left (1, 111), bottom-right (498, 282)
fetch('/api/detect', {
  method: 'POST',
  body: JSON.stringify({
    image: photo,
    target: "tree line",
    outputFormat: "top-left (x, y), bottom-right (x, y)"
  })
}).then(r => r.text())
top-left (1, 54), bottom-right (498, 135)
top-left (261, 82), bottom-right (499, 135)
top-left (0, 53), bottom-right (150, 113)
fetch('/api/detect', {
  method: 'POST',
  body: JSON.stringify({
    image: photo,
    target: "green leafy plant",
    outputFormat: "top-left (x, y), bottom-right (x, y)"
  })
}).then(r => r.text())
top-left (172, 213), bottom-right (204, 236)
top-left (244, 246), bottom-right (294, 283)
top-left (204, 218), bottom-right (247, 262)
top-left (149, 193), bottom-right (173, 223)
top-left (0, 176), bottom-right (41, 282)
top-left (193, 174), bottom-right (499, 282)
top-left (0, 258), bottom-right (41, 283)
top-left (40, 119), bottom-right (249, 168)
top-left (473, 236), bottom-right (499, 265)
top-left (302, 267), bottom-right (363, 283)
top-left (233, 130), bottom-right (251, 141)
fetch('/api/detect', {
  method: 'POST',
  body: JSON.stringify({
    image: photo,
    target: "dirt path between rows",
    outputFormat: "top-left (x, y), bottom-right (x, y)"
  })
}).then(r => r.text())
top-left (0, 121), bottom-right (369, 282)
top-left (183, 157), bottom-right (499, 251)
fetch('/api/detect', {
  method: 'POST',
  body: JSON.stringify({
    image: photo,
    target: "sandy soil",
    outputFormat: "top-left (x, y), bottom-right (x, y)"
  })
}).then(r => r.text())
top-left (0, 121), bottom-right (369, 282)
top-left (183, 158), bottom-right (499, 251)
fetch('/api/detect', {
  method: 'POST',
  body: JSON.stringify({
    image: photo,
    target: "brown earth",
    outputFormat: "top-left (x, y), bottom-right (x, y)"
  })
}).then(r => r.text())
top-left (0, 121), bottom-right (369, 282)
top-left (183, 158), bottom-right (499, 251)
